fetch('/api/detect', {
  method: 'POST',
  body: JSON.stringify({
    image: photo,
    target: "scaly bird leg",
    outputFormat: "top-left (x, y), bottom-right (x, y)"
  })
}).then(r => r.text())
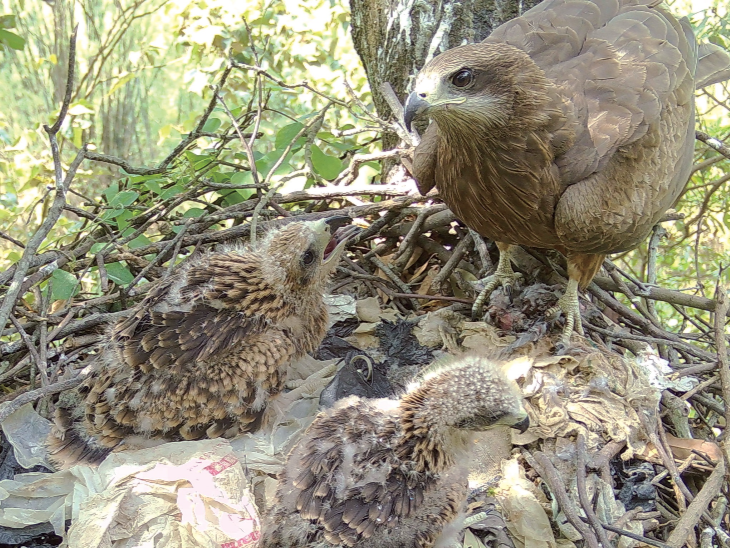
top-left (546, 278), bottom-right (584, 346)
top-left (472, 242), bottom-right (524, 319)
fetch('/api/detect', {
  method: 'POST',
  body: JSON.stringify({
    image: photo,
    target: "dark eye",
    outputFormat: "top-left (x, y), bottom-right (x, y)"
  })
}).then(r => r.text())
top-left (302, 250), bottom-right (315, 266)
top-left (451, 69), bottom-right (474, 88)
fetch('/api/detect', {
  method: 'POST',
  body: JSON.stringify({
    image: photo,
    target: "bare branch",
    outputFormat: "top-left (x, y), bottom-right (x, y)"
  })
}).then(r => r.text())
top-left (696, 131), bottom-right (730, 161)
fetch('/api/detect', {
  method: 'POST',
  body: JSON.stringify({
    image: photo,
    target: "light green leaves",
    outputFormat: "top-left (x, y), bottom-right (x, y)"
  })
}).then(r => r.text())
top-left (0, 16), bottom-right (25, 51)
top-left (50, 269), bottom-right (79, 300)
top-left (105, 262), bottom-right (134, 285)
top-left (311, 144), bottom-right (342, 180)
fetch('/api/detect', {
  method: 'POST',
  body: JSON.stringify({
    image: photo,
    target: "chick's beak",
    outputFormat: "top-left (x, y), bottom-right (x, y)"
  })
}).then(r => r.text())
top-left (322, 217), bottom-right (361, 263)
top-left (324, 215), bottom-right (353, 231)
top-left (511, 413), bottom-right (530, 434)
top-left (404, 92), bottom-right (431, 132)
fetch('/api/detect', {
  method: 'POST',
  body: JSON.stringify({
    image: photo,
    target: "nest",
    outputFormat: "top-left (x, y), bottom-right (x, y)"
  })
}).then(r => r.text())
top-left (0, 32), bottom-right (728, 548)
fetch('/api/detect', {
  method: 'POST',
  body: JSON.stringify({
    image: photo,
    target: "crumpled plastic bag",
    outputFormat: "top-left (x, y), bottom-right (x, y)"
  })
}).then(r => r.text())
top-left (1, 439), bottom-right (261, 548)
top-left (231, 355), bottom-right (338, 512)
top-left (0, 355), bottom-right (340, 545)
top-left (0, 402), bottom-right (53, 470)
top-left (634, 350), bottom-right (698, 392)
top-left (513, 346), bottom-right (674, 459)
top-left (496, 459), bottom-right (575, 548)
top-left (324, 294), bottom-right (357, 326)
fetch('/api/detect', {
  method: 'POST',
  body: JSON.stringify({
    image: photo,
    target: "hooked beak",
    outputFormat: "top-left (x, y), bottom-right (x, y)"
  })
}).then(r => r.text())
top-left (511, 413), bottom-right (530, 434)
top-left (404, 92), bottom-right (431, 132)
top-left (322, 217), bottom-right (361, 263)
top-left (324, 215), bottom-right (354, 232)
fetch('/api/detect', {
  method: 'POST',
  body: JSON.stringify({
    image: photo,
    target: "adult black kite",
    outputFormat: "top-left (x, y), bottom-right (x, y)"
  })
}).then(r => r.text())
top-left (405, 0), bottom-right (730, 344)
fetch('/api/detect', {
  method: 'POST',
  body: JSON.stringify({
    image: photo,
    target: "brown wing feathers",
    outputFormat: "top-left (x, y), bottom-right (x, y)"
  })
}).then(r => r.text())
top-left (264, 356), bottom-right (528, 547)
top-left (47, 221), bottom-right (345, 469)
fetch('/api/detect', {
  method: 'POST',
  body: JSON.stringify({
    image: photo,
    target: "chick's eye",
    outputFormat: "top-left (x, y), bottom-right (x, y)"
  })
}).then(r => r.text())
top-left (302, 250), bottom-right (316, 266)
top-left (452, 69), bottom-right (474, 88)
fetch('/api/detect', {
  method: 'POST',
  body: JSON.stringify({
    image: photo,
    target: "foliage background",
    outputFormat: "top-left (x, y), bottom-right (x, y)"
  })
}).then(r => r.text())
top-left (0, 0), bottom-right (728, 330)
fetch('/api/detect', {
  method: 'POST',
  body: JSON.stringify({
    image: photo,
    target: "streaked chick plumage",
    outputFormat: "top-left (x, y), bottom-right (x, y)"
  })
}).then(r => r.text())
top-left (47, 218), bottom-right (359, 469)
top-left (263, 354), bottom-right (529, 547)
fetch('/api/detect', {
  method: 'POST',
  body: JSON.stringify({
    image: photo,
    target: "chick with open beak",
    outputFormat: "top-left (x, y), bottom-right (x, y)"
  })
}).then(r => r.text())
top-left (47, 217), bottom-right (361, 469)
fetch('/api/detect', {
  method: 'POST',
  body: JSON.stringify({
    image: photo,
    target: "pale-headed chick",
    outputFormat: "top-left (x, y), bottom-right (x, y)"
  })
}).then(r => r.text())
top-left (263, 354), bottom-right (529, 547)
top-left (47, 218), bottom-right (360, 469)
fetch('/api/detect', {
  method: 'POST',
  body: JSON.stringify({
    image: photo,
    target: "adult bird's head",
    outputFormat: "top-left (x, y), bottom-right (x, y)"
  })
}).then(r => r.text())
top-left (404, 43), bottom-right (546, 135)
top-left (262, 217), bottom-right (360, 295)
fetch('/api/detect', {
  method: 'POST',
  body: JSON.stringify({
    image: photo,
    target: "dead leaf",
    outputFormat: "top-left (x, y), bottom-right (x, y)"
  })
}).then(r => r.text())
top-left (641, 434), bottom-right (723, 463)
top-left (403, 246), bottom-right (424, 272)
top-left (417, 265), bottom-right (439, 296)
top-left (356, 297), bottom-right (381, 323)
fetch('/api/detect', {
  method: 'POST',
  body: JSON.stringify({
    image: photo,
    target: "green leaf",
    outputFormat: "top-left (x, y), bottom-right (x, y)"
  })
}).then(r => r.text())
top-left (311, 145), bottom-right (343, 180)
top-left (90, 243), bottom-right (108, 254)
top-left (230, 171), bottom-right (252, 185)
top-left (51, 269), bottom-right (79, 300)
top-left (128, 234), bottom-right (151, 249)
top-left (182, 207), bottom-right (206, 218)
top-left (106, 262), bottom-right (134, 285)
top-left (202, 117), bottom-right (222, 132)
top-left (0, 15), bottom-right (17, 29)
top-left (160, 184), bottom-right (184, 200)
top-left (109, 190), bottom-right (139, 208)
top-left (115, 209), bottom-right (133, 230)
top-left (0, 29), bottom-right (25, 51)
top-left (222, 189), bottom-right (254, 207)
top-left (275, 122), bottom-right (304, 149)
top-left (144, 179), bottom-right (162, 194)
top-left (68, 103), bottom-right (94, 115)
top-left (73, 126), bottom-right (83, 149)
top-left (107, 72), bottom-right (136, 97)
top-left (104, 181), bottom-right (119, 203)
top-left (184, 151), bottom-right (213, 170)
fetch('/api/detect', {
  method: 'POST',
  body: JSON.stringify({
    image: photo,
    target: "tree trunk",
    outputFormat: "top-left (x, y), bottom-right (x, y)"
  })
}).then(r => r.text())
top-left (348, 0), bottom-right (541, 150)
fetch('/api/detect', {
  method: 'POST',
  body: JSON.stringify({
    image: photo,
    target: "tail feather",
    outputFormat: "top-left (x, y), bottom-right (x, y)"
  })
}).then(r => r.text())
top-left (46, 404), bottom-right (114, 470)
top-left (696, 42), bottom-right (730, 88)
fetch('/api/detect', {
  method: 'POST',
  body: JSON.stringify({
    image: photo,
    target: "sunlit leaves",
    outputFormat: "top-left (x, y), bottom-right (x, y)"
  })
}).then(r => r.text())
top-left (310, 144), bottom-right (343, 179)
top-left (105, 262), bottom-right (134, 285)
top-left (0, 16), bottom-right (25, 51)
top-left (50, 269), bottom-right (79, 300)
top-left (275, 122), bottom-right (305, 149)
top-left (202, 117), bottom-right (222, 132)
top-left (109, 191), bottom-right (140, 208)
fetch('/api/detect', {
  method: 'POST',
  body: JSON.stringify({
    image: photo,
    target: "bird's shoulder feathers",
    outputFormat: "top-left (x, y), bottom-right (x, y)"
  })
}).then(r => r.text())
top-left (276, 398), bottom-right (448, 545)
top-left (487, 0), bottom-right (694, 184)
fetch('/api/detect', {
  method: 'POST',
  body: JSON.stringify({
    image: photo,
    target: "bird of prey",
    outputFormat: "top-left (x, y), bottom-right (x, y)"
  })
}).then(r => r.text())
top-left (263, 354), bottom-right (529, 547)
top-left (47, 218), bottom-right (360, 469)
top-left (404, 0), bottom-right (730, 344)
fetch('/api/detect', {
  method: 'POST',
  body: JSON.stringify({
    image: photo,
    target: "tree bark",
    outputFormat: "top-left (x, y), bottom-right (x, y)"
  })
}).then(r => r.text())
top-left (349, 0), bottom-right (541, 149)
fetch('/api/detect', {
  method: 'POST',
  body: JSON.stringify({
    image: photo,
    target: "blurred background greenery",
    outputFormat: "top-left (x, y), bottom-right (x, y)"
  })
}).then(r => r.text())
top-left (0, 0), bottom-right (728, 328)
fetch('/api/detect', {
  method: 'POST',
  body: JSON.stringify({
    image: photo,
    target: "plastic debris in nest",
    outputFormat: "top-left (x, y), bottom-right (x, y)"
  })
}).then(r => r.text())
top-left (319, 351), bottom-right (395, 408)
top-left (514, 343), bottom-right (690, 459)
top-left (495, 459), bottom-right (576, 548)
top-left (1, 402), bottom-right (54, 471)
top-left (0, 355), bottom-right (343, 546)
top-left (0, 437), bottom-right (260, 548)
top-left (615, 461), bottom-right (657, 512)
